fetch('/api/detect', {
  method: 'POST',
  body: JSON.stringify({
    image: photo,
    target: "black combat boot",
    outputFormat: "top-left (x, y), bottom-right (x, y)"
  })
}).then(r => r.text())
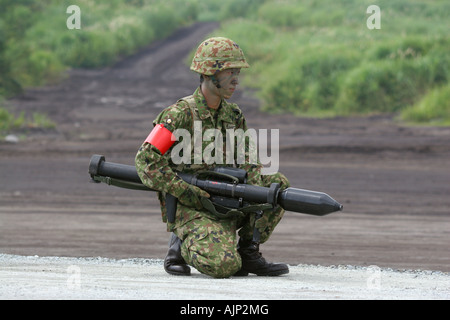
top-left (235, 239), bottom-right (289, 276)
top-left (164, 233), bottom-right (191, 276)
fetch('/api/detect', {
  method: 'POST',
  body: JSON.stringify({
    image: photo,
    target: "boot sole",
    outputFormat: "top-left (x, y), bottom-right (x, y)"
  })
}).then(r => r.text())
top-left (165, 270), bottom-right (191, 276)
top-left (234, 267), bottom-right (289, 277)
top-left (164, 265), bottom-right (191, 276)
top-left (258, 268), bottom-right (289, 276)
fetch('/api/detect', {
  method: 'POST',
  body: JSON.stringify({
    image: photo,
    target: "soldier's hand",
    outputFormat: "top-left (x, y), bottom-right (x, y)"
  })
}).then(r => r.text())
top-left (177, 184), bottom-right (210, 210)
top-left (168, 178), bottom-right (210, 210)
top-left (262, 172), bottom-right (291, 190)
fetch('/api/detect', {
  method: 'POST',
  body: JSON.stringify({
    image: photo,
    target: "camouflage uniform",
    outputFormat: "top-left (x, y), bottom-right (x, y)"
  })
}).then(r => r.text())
top-left (135, 38), bottom-right (289, 278)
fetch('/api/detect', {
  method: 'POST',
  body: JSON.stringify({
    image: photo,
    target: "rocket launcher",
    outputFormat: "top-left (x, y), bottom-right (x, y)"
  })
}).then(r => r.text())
top-left (88, 155), bottom-right (343, 218)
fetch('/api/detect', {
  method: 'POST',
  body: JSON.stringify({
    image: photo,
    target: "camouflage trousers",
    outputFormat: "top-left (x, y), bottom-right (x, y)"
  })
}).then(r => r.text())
top-left (174, 205), bottom-right (284, 278)
top-left (173, 173), bottom-right (288, 278)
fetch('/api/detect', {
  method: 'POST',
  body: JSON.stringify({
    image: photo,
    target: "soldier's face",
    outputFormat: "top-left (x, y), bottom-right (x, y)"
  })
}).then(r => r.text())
top-left (214, 68), bottom-right (240, 99)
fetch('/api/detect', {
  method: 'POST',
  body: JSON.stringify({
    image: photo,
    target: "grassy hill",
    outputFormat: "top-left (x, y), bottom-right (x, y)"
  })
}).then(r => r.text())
top-left (210, 0), bottom-right (450, 124)
top-left (1, 0), bottom-right (449, 126)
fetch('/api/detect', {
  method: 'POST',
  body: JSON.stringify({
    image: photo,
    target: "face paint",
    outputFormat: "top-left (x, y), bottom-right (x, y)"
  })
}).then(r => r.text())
top-left (214, 68), bottom-right (240, 99)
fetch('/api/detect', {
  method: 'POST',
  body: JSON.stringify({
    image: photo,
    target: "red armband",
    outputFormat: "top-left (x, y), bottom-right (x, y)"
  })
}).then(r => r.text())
top-left (144, 124), bottom-right (175, 155)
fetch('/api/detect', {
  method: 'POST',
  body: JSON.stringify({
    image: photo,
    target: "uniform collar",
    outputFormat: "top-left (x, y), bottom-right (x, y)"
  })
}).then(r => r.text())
top-left (193, 87), bottom-right (235, 123)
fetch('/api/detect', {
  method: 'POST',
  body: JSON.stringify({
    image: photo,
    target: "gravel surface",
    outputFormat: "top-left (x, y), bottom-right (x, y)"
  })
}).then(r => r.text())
top-left (1, 254), bottom-right (448, 300)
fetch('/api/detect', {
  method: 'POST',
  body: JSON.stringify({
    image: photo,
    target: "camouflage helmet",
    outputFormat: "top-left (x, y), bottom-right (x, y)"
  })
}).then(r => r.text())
top-left (190, 37), bottom-right (250, 76)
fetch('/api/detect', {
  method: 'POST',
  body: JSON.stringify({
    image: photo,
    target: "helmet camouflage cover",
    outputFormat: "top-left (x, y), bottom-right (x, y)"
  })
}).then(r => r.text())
top-left (190, 37), bottom-right (250, 75)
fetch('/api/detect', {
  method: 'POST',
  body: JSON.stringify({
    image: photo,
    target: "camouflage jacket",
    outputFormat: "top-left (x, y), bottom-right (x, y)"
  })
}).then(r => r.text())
top-left (135, 87), bottom-right (263, 230)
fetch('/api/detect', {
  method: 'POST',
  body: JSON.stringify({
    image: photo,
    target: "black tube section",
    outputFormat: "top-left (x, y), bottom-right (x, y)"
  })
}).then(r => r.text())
top-left (89, 155), bottom-right (343, 216)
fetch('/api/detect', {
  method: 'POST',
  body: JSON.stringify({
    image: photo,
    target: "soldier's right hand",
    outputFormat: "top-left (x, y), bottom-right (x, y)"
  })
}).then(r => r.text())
top-left (177, 184), bottom-right (210, 210)
top-left (168, 179), bottom-right (210, 210)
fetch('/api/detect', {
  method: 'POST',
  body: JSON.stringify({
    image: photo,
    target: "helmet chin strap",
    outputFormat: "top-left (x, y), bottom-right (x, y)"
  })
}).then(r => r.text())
top-left (209, 75), bottom-right (222, 89)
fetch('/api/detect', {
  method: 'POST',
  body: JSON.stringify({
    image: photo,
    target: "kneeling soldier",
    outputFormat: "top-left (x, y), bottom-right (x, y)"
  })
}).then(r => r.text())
top-left (135, 37), bottom-right (289, 278)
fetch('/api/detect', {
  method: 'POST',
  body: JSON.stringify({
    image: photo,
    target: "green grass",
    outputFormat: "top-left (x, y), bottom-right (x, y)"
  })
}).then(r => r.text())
top-left (209, 0), bottom-right (450, 124)
top-left (1, 0), bottom-right (449, 126)
top-left (0, 0), bottom-right (200, 91)
top-left (0, 105), bottom-right (56, 139)
top-left (0, 0), bottom-right (200, 136)
top-left (0, 0), bottom-right (250, 97)
top-left (401, 84), bottom-right (450, 126)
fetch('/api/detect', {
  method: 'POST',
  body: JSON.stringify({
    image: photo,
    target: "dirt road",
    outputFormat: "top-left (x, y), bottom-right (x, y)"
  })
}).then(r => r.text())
top-left (1, 20), bottom-right (450, 286)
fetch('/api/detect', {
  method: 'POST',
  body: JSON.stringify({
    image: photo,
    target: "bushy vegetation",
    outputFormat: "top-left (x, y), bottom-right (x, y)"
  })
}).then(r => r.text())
top-left (211, 0), bottom-right (450, 123)
top-left (0, 0), bottom-right (200, 94)
top-left (0, 0), bottom-right (200, 134)
top-left (400, 83), bottom-right (450, 126)
top-left (0, 0), bottom-right (251, 97)
top-left (0, 99), bottom-right (55, 137)
top-left (0, 0), bottom-right (449, 126)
